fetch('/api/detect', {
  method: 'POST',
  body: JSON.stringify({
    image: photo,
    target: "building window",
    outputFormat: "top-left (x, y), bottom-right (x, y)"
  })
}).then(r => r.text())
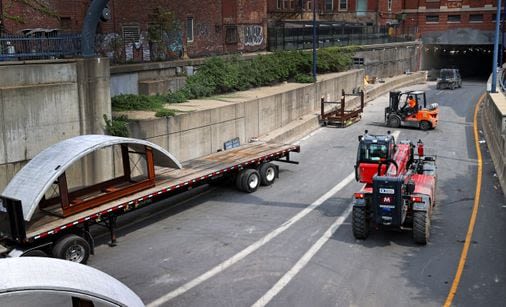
top-left (447, 15), bottom-right (461, 23)
top-left (469, 14), bottom-right (483, 22)
top-left (339, 0), bottom-right (348, 11)
top-left (122, 25), bottom-right (140, 43)
top-left (425, 15), bottom-right (439, 23)
top-left (325, 0), bottom-right (333, 11)
top-left (60, 17), bottom-right (72, 29)
top-left (186, 17), bottom-right (194, 43)
top-left (353, 57), bottom-right (364, 65)
top-left (277, 0), bottom-right (282, 9)
top-left (225, 25), bottom-right (238, 44)
top-left (388, 0), bottom-right (392, 11)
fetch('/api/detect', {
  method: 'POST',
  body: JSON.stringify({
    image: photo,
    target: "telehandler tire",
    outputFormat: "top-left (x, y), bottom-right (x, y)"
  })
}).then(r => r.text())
top-left (352, 206), bottom-right (369, 239)
top-left (413, 211), bottom-right (430, 245)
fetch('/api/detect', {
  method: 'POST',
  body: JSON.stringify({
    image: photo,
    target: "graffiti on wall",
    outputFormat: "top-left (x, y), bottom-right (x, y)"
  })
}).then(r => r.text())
top-left (96, 29), bottom-right (183, 63)
top-left (244, 25), bottom-right (263, 47)
top-left (196, 23), bottom-right (210, 39)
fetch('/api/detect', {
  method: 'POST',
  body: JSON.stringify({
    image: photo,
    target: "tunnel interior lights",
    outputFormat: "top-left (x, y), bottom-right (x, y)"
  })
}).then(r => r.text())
top-left (424, 46), bottom-right (493, 55)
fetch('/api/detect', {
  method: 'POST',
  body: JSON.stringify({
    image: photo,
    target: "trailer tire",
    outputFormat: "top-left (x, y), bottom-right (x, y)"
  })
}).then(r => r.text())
top-left (387, 115), bottom-right (401, 128)
top-left (420, 121), bottom-right (431, 131)
top-left (53, 234), bottom-right (91, 264)
top-left (413, 211), bottom-right (430, 245)
top-left (236, 168), bottom-right (261, 193)
top-left (22, 249), bottom-right (48, 257)
top-left (352, 206), bottom-right (369, 240)
top-left (258, 163), bottom-right (277, 186)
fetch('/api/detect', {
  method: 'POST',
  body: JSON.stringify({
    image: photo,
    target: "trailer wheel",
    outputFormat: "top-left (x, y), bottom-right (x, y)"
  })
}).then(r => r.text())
top-left (53, 234), bottom-right (91, 264)
top-left (22, 249), bottom-right (48, 257)
top-left (387, 115), bottom-right (401, 128)
top-left (413, 211), bottom-right (430, 245)
top-left (258, 163), bottom-right (277, 186)
top-left (236, 169), bottom-right (260, 193)
top-left (420, 121), bottom-right (431, 131)
top-left (352, 206), bottom-right (369, 240)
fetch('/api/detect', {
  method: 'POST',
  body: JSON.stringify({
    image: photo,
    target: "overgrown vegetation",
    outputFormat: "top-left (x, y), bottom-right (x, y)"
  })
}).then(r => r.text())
top-left (168, 47), bottom-right (355, 102)
top-left (111, 94), bottom-right (165, 111)
top-left (155, 109), bottom-right (176, 118)
top-left (103, 114), bottom-right (129, 137)
top-left (111, 94), bottom-right (178, 119)
top-left (111, 47), bottom-right (355, 110)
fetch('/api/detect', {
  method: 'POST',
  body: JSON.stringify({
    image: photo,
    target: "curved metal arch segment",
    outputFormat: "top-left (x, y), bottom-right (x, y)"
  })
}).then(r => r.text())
top-left (1, 135), bottom-right (182, 222)
top-left (0, 257), bottom-right (144, 307)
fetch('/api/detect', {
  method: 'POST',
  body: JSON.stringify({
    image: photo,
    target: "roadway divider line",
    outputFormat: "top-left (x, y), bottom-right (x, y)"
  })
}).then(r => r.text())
top-left (147, 173), bottom-right (355, 307)
top-left (252, 131), bottom-right (401, 306)
top-left (443, 93), bottom-right (485, 306)
top-left (252, 204), bottom-right (353, 307)
top-left (147, 130), bottom-right (400, 307)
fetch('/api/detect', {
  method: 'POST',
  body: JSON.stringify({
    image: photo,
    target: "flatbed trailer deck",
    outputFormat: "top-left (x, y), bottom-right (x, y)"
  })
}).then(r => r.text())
top-left (0, 137), bottom-right (299, 263)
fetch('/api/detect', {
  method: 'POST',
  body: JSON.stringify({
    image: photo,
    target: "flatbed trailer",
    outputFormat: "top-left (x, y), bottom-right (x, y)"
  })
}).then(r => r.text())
top-left (0, 135), bottom-right (299, 263)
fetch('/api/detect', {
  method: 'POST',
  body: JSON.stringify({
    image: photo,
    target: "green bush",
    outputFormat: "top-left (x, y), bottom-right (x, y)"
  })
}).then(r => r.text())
top-left (103, 114), bottom-right (129, 137)
top-left (165, 91), bottom-right (187, 103)
top-left (155, 109), bottom-right (177, 118)
top-left (111, 94), bottom-right (165, 111)
top-left (111, 47), bottom-right (354, 110)
top-left (294, 74), bottom-right (314, 83)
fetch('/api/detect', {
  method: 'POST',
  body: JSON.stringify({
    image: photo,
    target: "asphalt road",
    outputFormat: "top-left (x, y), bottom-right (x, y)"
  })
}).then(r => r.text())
top-left (89, 80), bottom-right (506, 306)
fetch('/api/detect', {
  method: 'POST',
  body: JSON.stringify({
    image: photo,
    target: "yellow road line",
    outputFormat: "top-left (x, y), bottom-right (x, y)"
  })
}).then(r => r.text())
top-left (443, 93), bottom-right (485, 307)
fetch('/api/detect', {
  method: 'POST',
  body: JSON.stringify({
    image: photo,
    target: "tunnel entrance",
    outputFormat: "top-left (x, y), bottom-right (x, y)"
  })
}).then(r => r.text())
top-left (422, 44), bottom-right (495, 79)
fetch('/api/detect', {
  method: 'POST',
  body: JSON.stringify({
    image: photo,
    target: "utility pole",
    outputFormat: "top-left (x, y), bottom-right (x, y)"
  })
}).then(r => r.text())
top-left (312, 0), bottom-right (318, 82)
top-left (491, 0), bottom-right (502, 93)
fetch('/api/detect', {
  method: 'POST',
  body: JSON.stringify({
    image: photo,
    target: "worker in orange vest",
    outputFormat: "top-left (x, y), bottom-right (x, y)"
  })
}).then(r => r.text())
top-left (405, 95), bottom-right (417, 115)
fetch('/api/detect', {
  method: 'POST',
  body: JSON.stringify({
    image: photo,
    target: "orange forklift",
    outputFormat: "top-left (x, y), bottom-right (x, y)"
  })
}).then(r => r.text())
top-left (385, 90), bottom-right (439, 130)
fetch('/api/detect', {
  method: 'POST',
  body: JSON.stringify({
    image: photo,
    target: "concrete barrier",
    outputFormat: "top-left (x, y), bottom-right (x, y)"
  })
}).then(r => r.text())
top-left (125, 70), bottom-right (426, 162)
top-left (481, 92), bottom-right (506, 196)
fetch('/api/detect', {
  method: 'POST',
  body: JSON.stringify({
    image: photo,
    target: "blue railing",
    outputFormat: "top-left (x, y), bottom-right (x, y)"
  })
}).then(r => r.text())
top-left (0, 34), bottom-right (81, 61)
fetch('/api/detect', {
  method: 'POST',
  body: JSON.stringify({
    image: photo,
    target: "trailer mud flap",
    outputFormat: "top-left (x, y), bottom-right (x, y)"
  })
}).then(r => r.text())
top-left (0, 197), bottom-right (26, 242)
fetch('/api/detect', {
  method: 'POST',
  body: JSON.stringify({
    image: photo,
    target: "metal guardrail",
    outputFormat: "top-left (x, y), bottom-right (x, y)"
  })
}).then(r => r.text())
top-left (0, 34), bottom-right (81, 61)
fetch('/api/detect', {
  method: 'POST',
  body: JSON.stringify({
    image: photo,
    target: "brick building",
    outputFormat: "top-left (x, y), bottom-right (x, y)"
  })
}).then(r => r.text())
top-left (267, 0), bottom-right (502, 39)
top-left (0, 0), bottom-right (267, 60)
top-left (401, 0), bottom-right (501, 44)
top-left (267, 0), bottom-right (404, 26)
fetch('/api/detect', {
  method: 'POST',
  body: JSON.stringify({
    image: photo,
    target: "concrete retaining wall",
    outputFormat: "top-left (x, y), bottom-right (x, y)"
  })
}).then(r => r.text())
top-left (126, 69), bottom-right (425, 164)
top-left (0, 58), bottom-right (112, 192)
top-left (482, 92), bottom-right (506, 196)
top-left (127, 69), bottom-right (363, 162)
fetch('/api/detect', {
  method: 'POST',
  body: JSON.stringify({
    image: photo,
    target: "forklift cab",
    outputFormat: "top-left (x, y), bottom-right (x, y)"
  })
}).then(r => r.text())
top-left (390, 90), bottom-right (427, 114)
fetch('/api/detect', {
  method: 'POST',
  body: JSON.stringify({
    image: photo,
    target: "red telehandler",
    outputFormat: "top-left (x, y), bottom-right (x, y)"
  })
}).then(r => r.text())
top-left (352, 131), bottom-right (437, 244)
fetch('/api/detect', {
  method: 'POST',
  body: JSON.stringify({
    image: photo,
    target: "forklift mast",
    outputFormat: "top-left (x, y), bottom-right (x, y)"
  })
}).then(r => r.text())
top-left (389, 91), bottom-right (401, 111)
